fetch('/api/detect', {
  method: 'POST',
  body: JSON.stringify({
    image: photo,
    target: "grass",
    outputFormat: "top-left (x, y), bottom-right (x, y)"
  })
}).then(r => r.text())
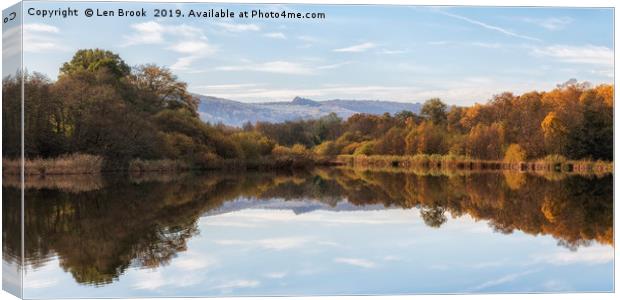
top-left (3, 153), bottom-right (104, 176)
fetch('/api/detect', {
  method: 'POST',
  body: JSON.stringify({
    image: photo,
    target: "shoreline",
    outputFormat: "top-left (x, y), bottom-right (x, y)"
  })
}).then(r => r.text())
top-left (2, 153), bottom-right (612, 177)
top-left (336, 154), bottom-right (613, 175)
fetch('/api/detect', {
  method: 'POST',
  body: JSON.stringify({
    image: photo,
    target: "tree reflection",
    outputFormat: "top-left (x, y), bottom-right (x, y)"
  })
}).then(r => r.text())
top-left (2, 169), bottom-right (613, 286)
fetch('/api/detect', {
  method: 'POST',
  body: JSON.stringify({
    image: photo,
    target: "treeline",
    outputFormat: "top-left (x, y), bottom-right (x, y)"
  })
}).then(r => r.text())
top-left (251, 83), bottom-right (613, 161)
top-left (3, 49), bottom-right (287, 170)
top-left (2, 49), bottom-right (613, 170)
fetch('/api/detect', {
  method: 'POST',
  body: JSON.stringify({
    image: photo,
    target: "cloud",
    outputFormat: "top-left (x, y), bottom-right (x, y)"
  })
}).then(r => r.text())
top-left (215, 22), bottom-right (260, 32)
top-left (531, 44), bottom-right (613, 66)
top-left (174, 255), bottom-right (216, 271)
top-left (334, 257), bottom-right (376, 268)
top-left (521, 17), bottom-right (572, 31)
top-left (211, 280), bottom-right (260, 290)
top-left (469, 42), bottom-right (503, 49)
top-left (122, 22), bottom-right (214, 71)
top-left (469, 269), bottom-right (539, 291)
top-left (215, 236), bottom-right (313, 250)
top-left (264, 32), bottom-right (286, 39)
top-left (427, 41), bottom-right (504, 49)
top-left (24, 278), bottom-right (59, 289)
top-left (24, 23), bottom-right (59, 33)
top-left (132, 270), bottom-right (166, 290)
top-left (216, 61), bottom-right (316, 75)
top-left (168, 41), bottom-right (215, 55)
top-left (439, 10), bottom-right (541, 42)
top-left (316, 61), bottom-right (353, 70)
top-left (333, 42), bottom-right (376, 53)
top-left (532, 246), bottom-right (613, 265)
top-left (123, 22), bottom-right (207, 46)
top-left (264, 272), bottom-right (287, 279)
top-left (22, 23), bottom-right (67, 53)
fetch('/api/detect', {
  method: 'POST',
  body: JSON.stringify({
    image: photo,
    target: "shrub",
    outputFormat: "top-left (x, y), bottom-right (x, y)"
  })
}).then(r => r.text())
top-left (314, 141), bottom-right (340, 156)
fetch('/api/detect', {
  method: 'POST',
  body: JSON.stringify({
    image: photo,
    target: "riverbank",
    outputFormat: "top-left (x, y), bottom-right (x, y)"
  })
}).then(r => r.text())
top-left (2, 153), bottom-right (328, 176)
top-left (3, 153), bottom-right (612, 177)
top-left (335, 154), bottom-right (613, 175)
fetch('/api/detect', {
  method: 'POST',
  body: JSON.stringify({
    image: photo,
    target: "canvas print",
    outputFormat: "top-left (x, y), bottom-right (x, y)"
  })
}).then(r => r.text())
top-left (1, 1), bottom-right (614, 298)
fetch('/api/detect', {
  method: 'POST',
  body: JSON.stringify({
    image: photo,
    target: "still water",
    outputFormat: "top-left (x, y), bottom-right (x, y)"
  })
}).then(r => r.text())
top-left (2, 168), bottom-right (614, 297)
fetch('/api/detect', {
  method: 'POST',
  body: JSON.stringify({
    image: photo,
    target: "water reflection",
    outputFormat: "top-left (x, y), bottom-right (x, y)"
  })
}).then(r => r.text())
top-left (2, 169), bottom-right (613, 293)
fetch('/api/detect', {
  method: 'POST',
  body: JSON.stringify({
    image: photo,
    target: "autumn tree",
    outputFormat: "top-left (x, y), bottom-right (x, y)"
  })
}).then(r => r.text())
top-left (129, 64), bottom-right (199, 114)
top-left (467, 123), bottom-right (505, 160)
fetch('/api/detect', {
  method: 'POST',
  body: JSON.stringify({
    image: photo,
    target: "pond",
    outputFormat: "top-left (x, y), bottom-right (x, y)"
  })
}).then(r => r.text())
top-left (2, 168), bottom-right (614, 297)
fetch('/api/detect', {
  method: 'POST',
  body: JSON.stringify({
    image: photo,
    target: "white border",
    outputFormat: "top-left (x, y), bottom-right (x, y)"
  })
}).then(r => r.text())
top-left (0, 1), bottom-right (617, 300)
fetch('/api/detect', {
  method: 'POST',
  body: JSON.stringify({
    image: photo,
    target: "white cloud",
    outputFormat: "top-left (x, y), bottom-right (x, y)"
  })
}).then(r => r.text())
top-left (215, 22), bottom-right (260, 32)
top-left (316, 61), bottom-right (353, 70)
top-left (123, 22), bottom-right (207, 46)
top-left (22, 23), bottom-right (66, 53)
top-left (124, 21), bottom-right (165, 45)
top-left (469, 42), bottom-right (503, 49)
top-left (334, 257), bottom-right (376, 268)
top-left (216, 61), bottom-right (315, 75)
top-left (264, 272), bottom-right (287, 279)
top-left (521, 17), bottom-right (572, 31)
top-left (24, 23), bottom-right (59, 33)
top-left (122, 22), bottom-right (214, 71)
top-left (174, 255), bottom-right (216, 271)
top-left (333, 42), bottom-right (376, 53)
top-left (264, 32), bottom-right (286, 39)
top-left (469, 269), bottom-right (539, 291)
top-left (132, 270), bottom-right (166, 290)
top-left (215, 236), bottom-right (312, 250)
top-left (211, 279), bottom-right (260, 290)
top-left (531, 44), bottom-right (613, 66)
top-left (170, 56), bottom-right (201, 71)
top-left (439, 10), bottom-right (541, 42)
top-left (168, 41), bottom-right (215, 55)
top-left (24, 278), bottom-right (59, 289)
top-left (533, 246), bottom-right (614, 265)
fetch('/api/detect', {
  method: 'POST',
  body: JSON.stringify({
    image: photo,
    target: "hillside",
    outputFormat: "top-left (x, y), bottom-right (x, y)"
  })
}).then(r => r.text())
top-left (196, 95), bottom-right (422, 127)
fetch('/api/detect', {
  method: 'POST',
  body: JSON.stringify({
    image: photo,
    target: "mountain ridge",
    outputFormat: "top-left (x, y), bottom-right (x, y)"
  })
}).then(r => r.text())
top-left (195, 94), bottom-right (422, 127)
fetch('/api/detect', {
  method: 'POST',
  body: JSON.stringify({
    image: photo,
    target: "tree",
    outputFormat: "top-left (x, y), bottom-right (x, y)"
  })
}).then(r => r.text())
top-left (374, 127), bottom-right (406, 155)
top-left (405, 122), bottom-right (448, 155)
top-left (60, 49), bottom-right (130, 79)
top-left (467, 123), bottom-right (505, 160)
top-left (541, 112), bottom-right (567, 156)
top-left (420, 98), bottom-right (447, 124)
top-left (129, 64), bottom-right (199, 114)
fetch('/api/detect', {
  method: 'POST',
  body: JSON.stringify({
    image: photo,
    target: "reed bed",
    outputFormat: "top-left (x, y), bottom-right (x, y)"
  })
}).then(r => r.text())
top-left (128, 159), bottom-right (190, 173)
top-left (335, 154), bottom-right (613, 176)
top-left (3, 154), bottom-right (104, 176)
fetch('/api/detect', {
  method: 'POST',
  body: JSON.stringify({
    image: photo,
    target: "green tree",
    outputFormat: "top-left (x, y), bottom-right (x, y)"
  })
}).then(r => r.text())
top-left (60, 49), bottom-right (130, 79)
top-left (421, 98), bottom-right (448, 125)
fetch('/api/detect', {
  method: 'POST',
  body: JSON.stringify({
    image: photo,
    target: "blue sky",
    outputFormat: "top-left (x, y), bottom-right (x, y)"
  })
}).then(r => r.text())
top-left (15, 2), bottom-right (615, 105)
top-left (22, 204), bottom-right (614, 298)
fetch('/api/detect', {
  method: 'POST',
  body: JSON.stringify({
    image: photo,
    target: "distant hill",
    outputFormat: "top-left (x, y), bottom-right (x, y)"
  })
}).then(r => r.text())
top-left (195, 94), bottom-right (422, 127)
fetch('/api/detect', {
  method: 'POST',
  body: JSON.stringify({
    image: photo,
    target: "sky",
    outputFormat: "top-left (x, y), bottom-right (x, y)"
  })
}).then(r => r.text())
top-left (9, 2), bottom-right (616, 105)
top-left (21, 204), bottom-right (614, 298)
